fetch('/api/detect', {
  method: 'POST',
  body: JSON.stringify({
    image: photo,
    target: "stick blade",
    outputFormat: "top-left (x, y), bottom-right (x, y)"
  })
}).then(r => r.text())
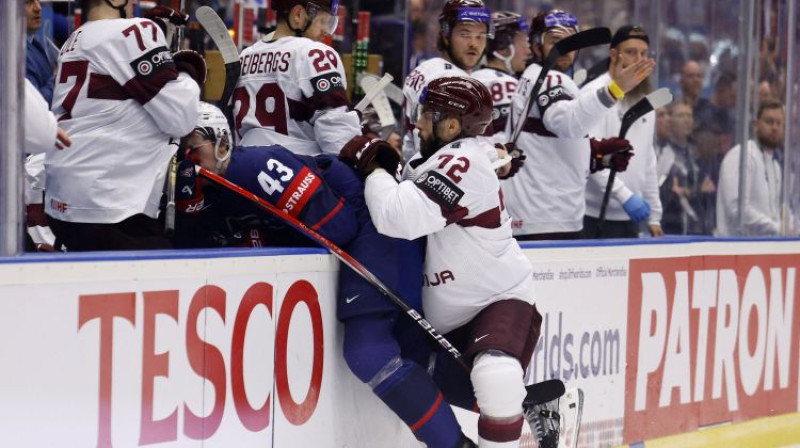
top-left (523, 379), bottom-right (566, 406)
top-left (551, 27), bottom-right (611, 61)
top-left (644, 87), bottom-right (674, 110)
top-left (196, 6), bottom-right (239, 64)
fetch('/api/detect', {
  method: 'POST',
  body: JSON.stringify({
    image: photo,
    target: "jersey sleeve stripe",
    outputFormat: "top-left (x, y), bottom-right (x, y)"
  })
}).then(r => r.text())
top-left (307, 90), bottom-right (349, 112)
top-left (123, 65), bottom-right (179, 105)
top-left (287, 97), bottom-right (314, 122)
top-left (458, 206), bottom-right (502, 229)
top-left (88, 74), bottom-right (132, 101)
top-left (521, 117), bottom-right (557, 138)
top-left (414, 184), bottom-right (470, 225)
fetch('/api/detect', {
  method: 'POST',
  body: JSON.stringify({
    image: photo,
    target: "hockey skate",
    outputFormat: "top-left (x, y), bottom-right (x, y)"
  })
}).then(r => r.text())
top-left (522, 380), bottom-right (584, 448)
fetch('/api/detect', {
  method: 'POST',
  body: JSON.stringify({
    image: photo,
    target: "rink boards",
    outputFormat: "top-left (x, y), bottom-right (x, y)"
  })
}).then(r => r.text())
top-left (0, 238), bottom-right (799, 447)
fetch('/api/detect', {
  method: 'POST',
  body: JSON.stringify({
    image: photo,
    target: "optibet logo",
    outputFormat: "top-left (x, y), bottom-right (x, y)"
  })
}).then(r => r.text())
top-left (624, 255), bottom-right (800, 442)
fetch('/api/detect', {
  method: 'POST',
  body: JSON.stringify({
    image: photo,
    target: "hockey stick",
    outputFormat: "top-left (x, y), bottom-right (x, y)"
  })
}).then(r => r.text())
top-left (596, 87), bottom-right (672, 236)
top-left (195, 166), bottom-right (466, 364)
top-left (358, 75), bottom-right (397, 139)
top-left (579, 57), bottom-right (610, 88)
top-left (359, 72), bottom-right (404, 105)
top-left (164, 3), bottom-right (189, 236)
top-left (353, 73), bottom-right (394, 112)
top-left (196, 6), bottom-right (241, 135)
top-left (508, 27), bottom-right (612, 147)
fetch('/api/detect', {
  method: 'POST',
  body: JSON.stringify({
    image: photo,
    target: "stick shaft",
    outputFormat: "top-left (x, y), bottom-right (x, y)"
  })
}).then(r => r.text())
top-left (196, 167), bottom-right (466, 365)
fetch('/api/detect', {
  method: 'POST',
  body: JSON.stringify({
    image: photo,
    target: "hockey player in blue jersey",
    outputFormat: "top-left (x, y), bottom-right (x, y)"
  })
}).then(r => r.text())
top-left (177, 102), bottom-right (477, 447)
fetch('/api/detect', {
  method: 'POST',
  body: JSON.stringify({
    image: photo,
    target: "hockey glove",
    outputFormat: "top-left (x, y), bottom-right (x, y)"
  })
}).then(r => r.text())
top-left (144, 6), bottom-right (189, 45)
top-left (589, 137), bottom-right (633, 173)
top-left (495, 143), bottom-right (526, 180)
top-left (339, 135), bottom-right (401, 179)
top-left (173, 50), bottom-right (207, 87)
top-left (175, 159), bottom-right (205, 214)
top-left (622, 194), bottom-right (651, 223)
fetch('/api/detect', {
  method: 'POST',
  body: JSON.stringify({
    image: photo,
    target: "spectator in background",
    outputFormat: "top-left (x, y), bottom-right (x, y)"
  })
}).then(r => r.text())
top-left (693, 71), bottom-right (737, 153)
top-left (25, 0), bottom-right (54, 104)
top-left (581, 25), bottom-right (663, 239)
top-left (716, 99), bottom-right (785, 236)
top-left (658, 102), bottom-right (700, 235)
top-left (679, 60), bottom-right (708, 115)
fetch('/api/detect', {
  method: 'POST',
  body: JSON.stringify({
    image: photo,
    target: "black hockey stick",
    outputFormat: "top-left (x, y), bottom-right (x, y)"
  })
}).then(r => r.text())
top-left (196, 167), bottom-right (466, 366)
top-left (578, 57), bottom-right (610, 88)
top-left (196, 6), bottom-right (241, 136)
top-left (508, 27), bottom-right (612, 147)
top-left (596, 88), bottom-right (672, 236)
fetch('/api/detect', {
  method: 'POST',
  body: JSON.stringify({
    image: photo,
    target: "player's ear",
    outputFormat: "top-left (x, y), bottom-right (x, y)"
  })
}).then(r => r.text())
top-left (289, 4), bottom-right (306, 28)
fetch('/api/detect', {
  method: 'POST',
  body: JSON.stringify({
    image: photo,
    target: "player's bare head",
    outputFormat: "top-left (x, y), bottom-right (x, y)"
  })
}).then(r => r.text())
top-left (184, 102), bottom-right (232, 173)
top-left (272, 0), bottom-right (339, 40)
top-left (437, 0), bottom-right (493, 71)
top-left (415, 76), bottom-right (492, 156)
top-left (487, 11), bottom-right (531, 74)
top-left (529, 10), bottom-right (579, 71)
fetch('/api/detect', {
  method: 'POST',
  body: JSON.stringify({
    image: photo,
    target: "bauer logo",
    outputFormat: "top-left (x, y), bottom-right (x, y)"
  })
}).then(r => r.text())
top-left (311, 73), bottom-right (344, 94)
top-left (131, 47), bottom-right (173, 78)
top-left (624, 255), bottom-right (800, 442)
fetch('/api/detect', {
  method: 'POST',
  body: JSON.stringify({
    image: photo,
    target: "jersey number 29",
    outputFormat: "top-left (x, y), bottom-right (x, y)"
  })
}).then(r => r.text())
top-left (233, 83), bottom-right (288, 139)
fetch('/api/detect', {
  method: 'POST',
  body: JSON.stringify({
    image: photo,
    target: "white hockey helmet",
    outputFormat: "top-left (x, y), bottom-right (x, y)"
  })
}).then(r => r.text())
top-left (193, 102), bottom-right (232, 170)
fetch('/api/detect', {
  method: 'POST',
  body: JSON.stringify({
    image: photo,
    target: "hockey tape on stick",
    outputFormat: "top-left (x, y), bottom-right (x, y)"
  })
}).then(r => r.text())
top-left (196, 166), bottom-right (467, 366)
top-left (354, 73), bottom-right (394, 112)
top-left (596, 88), bottom-right (673, 234)
top-left (358, 75), bottom-right (396, 131)
top-left (359, 72), bottom-right (404, 105)
top-left (508, 27), bottom-right (612, 147)
top-left (492, 154), bottom-right (513, 170)
top-left (164, 152), bottom-right (178, 236)
top-left (572, 69), bottom-right (587, 87)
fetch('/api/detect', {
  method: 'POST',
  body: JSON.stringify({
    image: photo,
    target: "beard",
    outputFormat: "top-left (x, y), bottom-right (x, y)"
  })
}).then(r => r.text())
top-left (758, 132), bottom-right (783, 150)
top-left (419, 132), bottom-right (445, 160)
top-left (622, 77), bottom-right (653, 109)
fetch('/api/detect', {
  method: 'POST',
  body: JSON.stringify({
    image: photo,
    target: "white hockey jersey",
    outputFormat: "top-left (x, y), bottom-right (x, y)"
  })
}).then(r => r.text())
top-left (365, 137), bottom-right (535, 334)
top-left (471, 67), bottom-right (518, 144)
top-left (402, 57), bottom-right (468, 160)
top-left (502, 63), bottom-right (614, 235)
top-left (582, 73), bottom-right (663, 224)
top-left (46, 18), bottom-right (199, 224)
top-left (235, 36), bottom-right (360, 156)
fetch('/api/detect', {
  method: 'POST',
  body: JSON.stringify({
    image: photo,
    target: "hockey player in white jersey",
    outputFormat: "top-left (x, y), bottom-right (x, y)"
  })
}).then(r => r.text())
top-left (45, 0), bottom-right (203, 250)
top-left (502, 10), bottom-right (653, 240)
top-left (348, 76), bottom-right (543, 448)
top-left (402, 0), bottom-right (493, 160)
top-left (234, 0), bottom-right (361, 156)
top-left (472, 11), bottom-right (530, 144)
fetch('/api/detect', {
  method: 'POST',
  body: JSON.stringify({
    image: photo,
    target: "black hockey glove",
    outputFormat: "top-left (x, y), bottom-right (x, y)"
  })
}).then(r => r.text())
top-left (173, 50), bottom-right (207, 87)
top-left (339, 135), bottom-right (401, 179)
top-left (589, 137), bottom-right (633, 173)
top-left (495, 142), bottom-right (526, 180)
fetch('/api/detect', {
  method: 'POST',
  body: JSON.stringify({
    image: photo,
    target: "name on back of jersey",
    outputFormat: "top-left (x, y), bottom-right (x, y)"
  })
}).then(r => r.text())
top-left (240, 51), bottom-right (292, 75)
